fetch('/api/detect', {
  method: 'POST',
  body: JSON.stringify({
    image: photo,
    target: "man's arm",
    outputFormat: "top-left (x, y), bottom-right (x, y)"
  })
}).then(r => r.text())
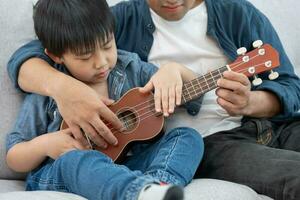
top-left (216, 2), bottom-right (300, 119)
top-left (7, 40), bottom-right (123, 148)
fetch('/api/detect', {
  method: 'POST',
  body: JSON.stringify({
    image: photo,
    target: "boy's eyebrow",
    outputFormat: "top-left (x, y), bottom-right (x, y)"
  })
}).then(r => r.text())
top-left (75, 50), bottom-right (93, 56)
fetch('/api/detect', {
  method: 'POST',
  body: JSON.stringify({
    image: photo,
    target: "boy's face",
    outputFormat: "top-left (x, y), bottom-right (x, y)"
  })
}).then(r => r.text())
top-left (147, 0), bottom-right (203, 21)
top-left (57, 37), bottom-right (117, 84)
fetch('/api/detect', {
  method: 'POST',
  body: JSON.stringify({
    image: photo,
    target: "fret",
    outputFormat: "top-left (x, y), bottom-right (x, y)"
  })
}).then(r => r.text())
top-left (196, 78), bottom-right (203, 94)
top-left (205, 73), bottom-right (215, 90)
top-left (191, 80), bottom-right (197, 97)
top-left (210, 71), bottom-right (216, 85)
top-left (182, 91), bottom-right (187, 103)
top-left (183, 83), bottom-right (192, 103)
top-left (181, 65), bottom-right (229, 103)
top-left (203, 74), bottom-right (210, 90)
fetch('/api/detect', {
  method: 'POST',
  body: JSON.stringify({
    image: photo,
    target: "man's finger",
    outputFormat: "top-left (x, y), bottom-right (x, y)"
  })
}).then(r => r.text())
top-left (81, 123), bottom-right (110, 148)
top-left (100, 97), bottom-right (115, 106)
top-left (68, 123), bottom-right (89, 146)
top-left (91, 116), bottom-right (118, 146)
top-left (98, 105), bottom-right (124, 131)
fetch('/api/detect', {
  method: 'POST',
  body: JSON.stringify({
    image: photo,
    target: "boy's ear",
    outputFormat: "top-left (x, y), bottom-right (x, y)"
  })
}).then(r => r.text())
top-left (44, 49), bottom-right (63, 64)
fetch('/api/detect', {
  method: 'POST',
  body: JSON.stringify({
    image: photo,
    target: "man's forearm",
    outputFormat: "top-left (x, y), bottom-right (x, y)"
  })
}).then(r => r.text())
top-left (18, 58), bottom-right (68, 97)
top-left (246, 90), bottom-right (281, 118)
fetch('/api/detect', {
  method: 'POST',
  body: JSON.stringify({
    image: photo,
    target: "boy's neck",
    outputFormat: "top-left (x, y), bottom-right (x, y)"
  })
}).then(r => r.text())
top-left (88, 81), bottom-right (109, 98)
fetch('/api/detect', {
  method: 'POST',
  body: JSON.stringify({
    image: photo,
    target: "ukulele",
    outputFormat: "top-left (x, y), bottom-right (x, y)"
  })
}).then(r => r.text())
top-left (61, 40), bottom-right (280, 163)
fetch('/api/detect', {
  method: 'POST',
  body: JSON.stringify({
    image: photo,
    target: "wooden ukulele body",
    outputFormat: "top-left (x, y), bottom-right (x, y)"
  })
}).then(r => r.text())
top-left (61, 88), bottom-right (164, 162)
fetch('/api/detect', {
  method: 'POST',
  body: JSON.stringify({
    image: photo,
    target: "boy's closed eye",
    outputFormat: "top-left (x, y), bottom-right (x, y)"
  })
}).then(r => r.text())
top-left (76, 53), bottom-right (92, 60)
top-left (102, 39), bottom-right (113, 50)
top-left (103, 44), bottom-right (112, 50)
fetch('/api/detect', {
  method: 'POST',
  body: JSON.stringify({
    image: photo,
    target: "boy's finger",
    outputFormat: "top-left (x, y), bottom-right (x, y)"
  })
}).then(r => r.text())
top-left (175, 84), bottom-right (182, 106)
top-left (161, 88), bottom-right (169, 116)
top-left (168, 87), bottom-right (175, 113)
top-left (154, 88), bottom-right (162, 113)
top-left (139, 80), bottom-right (154, 93)
top-left (74, 140), bottom-right (88, 150)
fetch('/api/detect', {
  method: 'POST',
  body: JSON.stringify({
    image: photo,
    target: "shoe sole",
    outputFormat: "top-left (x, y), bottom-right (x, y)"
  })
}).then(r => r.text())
top-left (163, 185), bottom-right (184, 200)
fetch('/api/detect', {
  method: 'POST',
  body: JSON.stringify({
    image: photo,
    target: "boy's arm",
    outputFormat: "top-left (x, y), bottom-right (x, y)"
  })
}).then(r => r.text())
top-left (7, 134), bottom-right (50, 172)
top-left (6, 94), bottom-right (86, 173)
top-left (7, 41), bottom-right (123, 148)
top-left (6, 129), bottom-right (85, 173)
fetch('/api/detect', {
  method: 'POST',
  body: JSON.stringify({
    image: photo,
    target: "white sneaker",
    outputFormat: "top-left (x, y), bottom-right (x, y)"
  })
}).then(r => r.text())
top-left (137, 184), bottom-right (184, 200)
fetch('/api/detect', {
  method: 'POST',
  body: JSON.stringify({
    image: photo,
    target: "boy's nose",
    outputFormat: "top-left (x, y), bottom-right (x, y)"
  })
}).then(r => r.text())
top-left (95, 63), bottom-right (107, 69)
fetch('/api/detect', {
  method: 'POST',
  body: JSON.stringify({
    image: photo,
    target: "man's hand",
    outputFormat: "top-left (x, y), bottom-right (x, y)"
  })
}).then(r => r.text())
top-left (216, 71), bottom-right (251, 116)
top-left (216, 71), bottom-right (281, 117)
top-left (54, 76), bottom-right (123, 149)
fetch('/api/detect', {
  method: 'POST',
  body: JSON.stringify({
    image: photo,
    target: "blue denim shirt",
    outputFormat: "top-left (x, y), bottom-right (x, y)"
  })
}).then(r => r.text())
top-left (6, 49), bottom-right (158, 152)
top-left (7, 0), bottom-right (300, 121)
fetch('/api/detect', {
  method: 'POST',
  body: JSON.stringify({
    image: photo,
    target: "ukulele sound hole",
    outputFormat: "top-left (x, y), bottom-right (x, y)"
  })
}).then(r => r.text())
top-left (117, 110), bottom-right (138, 132)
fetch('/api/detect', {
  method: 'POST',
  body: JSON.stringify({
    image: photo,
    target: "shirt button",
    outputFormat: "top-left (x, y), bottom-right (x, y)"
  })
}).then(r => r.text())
top-left (147, 24), bottom-right (154, 30)
top-left (143, 46), bottom-right (148, 51)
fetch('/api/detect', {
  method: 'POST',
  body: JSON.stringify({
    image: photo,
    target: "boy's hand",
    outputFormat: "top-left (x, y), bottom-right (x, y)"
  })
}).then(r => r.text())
top-left (54, 76), bottom-right (122, 149)
top-left (140, 62), bottom-right (183, 116)
top-left (45, 129), bottom-right (89, 160)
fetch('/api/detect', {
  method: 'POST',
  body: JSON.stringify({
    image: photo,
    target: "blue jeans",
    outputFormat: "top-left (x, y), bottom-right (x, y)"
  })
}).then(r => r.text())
top-left (26, 127), bottom-right (204, 200)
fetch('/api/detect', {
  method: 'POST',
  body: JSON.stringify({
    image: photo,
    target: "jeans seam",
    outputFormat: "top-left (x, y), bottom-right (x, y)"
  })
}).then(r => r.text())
top-left (162, 129), bottom-right (180, 171)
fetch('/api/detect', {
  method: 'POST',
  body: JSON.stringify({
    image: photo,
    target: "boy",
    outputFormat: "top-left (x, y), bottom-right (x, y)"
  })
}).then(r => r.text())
top-left (6, 0), bottom-right (204, 200)
top-left (7, 0), bottom-right (300, 199)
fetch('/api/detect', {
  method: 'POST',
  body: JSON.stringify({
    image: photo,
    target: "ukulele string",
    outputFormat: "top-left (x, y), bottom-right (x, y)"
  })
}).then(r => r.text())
top-left (112, 52), bottom-right (262, 124)
top-left (107, 60), bottom-right (267, 131)
top-left (111, 65), bottom-right (268, 134)
top-left (107, 63), bottom-right (263, 131)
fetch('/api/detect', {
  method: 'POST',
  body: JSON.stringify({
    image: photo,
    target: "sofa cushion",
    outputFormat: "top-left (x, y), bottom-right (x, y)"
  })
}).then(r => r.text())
top-left (0, 191), bottom-right (86, 200)
top-left (0, 180), bottom-right (25, 193)
top-left (0, 0), bottom-right (35, 180)
top-left (0, 179), bottom-right (272, 200)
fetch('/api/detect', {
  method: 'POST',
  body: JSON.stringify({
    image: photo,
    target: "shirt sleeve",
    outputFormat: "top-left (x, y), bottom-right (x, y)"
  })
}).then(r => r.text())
top-left (6, 94), bottom-right (50, 152)
top-left (131, 53), bottom-right (159, 87)
top-left (247, 4), bottom-right (300, 120)
top-left (6, 40), bottom-right (54, 92)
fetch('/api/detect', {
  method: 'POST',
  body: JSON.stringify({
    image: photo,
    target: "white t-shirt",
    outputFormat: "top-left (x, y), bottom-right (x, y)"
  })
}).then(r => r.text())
top-left (148, 2), bottom-right (242, 137)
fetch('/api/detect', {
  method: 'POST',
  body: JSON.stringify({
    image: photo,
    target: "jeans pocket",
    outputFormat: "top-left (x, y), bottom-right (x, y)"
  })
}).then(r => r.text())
top-left (253, 119), bottom-right (274, 145)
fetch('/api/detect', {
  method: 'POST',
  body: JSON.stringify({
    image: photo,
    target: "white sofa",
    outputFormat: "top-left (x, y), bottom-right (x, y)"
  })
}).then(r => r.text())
top-left (0, 0), bottom-right (298, 199)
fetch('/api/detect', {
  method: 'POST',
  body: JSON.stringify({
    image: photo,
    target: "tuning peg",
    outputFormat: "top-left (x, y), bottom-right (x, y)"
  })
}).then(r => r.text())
top-left (252, 40), bottom-right (263, 48)
top-left (268, 70), bottom-right (279, 80)
top-left (237, 47), bottom-right (247, 56)
top-left (252, 75), bottom-right (262, 86)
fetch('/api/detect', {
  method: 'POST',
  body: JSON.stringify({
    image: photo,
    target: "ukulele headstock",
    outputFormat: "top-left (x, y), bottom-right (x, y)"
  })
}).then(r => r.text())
top-left (228, 40), bottom-right (280, 86)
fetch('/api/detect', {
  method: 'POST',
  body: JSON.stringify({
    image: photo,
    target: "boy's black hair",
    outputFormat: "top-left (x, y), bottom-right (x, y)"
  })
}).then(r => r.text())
top-left (33, 0), bottom-right (115, 57)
